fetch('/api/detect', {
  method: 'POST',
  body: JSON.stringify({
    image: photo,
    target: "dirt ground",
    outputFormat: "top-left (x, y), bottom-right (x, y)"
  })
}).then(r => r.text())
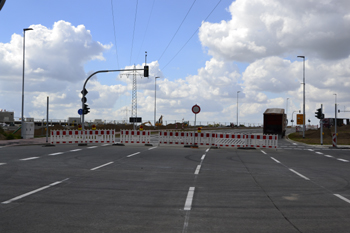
top-left (288, 125), bottom-right (350, 145)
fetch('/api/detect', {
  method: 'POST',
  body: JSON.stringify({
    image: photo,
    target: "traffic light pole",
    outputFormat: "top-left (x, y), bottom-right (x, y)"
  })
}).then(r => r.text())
top-left (81, 68), bottom-right (146, 131)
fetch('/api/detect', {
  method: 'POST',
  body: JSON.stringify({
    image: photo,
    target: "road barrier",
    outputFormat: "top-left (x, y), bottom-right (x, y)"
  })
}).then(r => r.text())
top-left (159, 131), bottom-right (278, 149)
top-left (120, 130), bottom-right (151, 145)
top-left (50, 130), bottom-right (115, 144)
top-left (50, 129), bottom-right (277, 148)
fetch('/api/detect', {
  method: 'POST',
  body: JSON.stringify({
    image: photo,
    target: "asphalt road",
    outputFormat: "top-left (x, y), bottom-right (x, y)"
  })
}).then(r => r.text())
top-left (1, 135), bottom-right (350, 232)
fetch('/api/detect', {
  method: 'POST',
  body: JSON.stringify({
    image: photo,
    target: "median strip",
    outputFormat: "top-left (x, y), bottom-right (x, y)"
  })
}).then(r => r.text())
top-left (2, 178), bottom-right (69, 204)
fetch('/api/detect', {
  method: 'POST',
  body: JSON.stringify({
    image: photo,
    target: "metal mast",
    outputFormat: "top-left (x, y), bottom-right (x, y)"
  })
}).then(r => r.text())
top-left (132, 65), bottom-right (137, 118)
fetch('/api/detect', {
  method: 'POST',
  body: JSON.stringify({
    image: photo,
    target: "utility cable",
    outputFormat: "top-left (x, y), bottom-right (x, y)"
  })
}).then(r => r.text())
top-left (161, 0), bottom-right (222, 71)
top-left (129, 0), bottom-right (139, 64)
top-left (136, 0), bottom-right (156, 62)
top-left (110, 0), bottom-right (120, 68)
top-left (157, 0), bottom-right (197, 62)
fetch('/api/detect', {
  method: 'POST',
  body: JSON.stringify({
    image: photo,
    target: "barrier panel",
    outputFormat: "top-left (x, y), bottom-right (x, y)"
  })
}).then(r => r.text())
top-left (158, 131), bottom-right (277, 149)
top-left (50, 130), bottom-right (115, 144)
top-left (120, 130), bottom-right (151, 144)
top-left (246, 134), bottom-right (278, 149)
top-left (215, 133), bottom-right (246, 148)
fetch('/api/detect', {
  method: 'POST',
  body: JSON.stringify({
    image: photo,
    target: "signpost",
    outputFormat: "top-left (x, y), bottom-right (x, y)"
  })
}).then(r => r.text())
top-left (192, 104), bottom-right (201, 126)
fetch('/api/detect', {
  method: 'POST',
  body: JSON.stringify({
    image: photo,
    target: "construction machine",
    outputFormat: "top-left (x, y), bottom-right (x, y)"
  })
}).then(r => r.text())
top-left (155, 115), bottom-right (163, 126)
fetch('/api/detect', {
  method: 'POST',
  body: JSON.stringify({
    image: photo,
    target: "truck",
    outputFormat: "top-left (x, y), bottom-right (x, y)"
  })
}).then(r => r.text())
top-left (263, 108), bottom-right (287, 138)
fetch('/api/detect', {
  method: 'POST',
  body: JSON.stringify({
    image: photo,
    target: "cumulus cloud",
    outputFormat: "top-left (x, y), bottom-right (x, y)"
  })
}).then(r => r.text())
top-left (0, 20), bottom-right (111, 119)
top-left (199, 0), bottom-right (350, 62)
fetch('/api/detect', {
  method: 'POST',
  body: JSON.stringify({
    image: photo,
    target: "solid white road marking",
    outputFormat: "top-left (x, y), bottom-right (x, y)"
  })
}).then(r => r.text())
top-left (337, 158), bottom-right (349, 163)
top-left (127, 152), bottom-right (140, 157)
top-left (308, 149), bottom-right (314, 151)
top-left (201, 154), bottom-right (206, 160)
top-left (184, 187), bottom-right (195, 210)
top-left (206, 148), bottom-right (210, 152)
top-left (194, 165), bottom-right (201, 175)
top-left (148, 147), bottom-right (157, 150)
top-left (20, 157), bottom-right (39, 161)
top-left (324, 155), bottom-right (333, 158)
top-left (70, 149), bottom-right (82, 152)
top-left (261, 150), bottom-right (267, 155)
top-left (87, 146), bottom-right (98, 149)
top-left (293, 143), bottom-right (297, 145)
top-left (270, 157), bottom-right (281, 163)
top-left (289, 169), bottom-right (310, 180)
top-left (91, 162), bottom-right (114, 171)
top-left (315, 152), bottom-right (323, 155)
top-left (0, 163), bottom-right (6, 166)
top-left (49, 152), bottom-right (64, 156)
top-left (334, 194), bottom-right (350, 204)
top-left (2, 178), bottom-right (69, 204)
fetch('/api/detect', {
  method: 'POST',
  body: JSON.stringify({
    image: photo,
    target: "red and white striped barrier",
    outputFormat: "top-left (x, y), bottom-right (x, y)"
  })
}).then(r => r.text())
top-left (50, 130), bottom-right (115, 144)
top-left (120, 130), bottom-right (151, 144)
top-left (246, 134), bottom-right (278, 149)
top-left (215, 133), bottom-right (246, 148)
top-left (158, 131), bottom-right (277, 148)
top-left (159, 131), bottom-right (217, 146)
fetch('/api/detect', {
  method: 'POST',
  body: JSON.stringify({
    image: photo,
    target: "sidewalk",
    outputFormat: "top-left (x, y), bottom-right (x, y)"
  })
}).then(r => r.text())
top-left (0, 137), bottom-right (49, 147)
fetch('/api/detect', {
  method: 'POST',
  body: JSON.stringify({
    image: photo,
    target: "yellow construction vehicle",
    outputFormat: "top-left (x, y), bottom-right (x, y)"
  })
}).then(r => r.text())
top-left (155, 115), bottom-right (163, 126)
top-left (141, 121), bottom-right (153, 127)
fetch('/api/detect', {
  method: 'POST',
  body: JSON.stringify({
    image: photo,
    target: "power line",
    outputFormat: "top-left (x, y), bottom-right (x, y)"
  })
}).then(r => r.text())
top-left (129, 0), bottom-right (139, 64)
top-left (136, 0), bottom-right (156, 62)
top-left (157, 0), bottom-right (197, 62)
top-left (110, 0), bottom-right (120, 68)
top-left (161, 0), bottom-right (222, 71)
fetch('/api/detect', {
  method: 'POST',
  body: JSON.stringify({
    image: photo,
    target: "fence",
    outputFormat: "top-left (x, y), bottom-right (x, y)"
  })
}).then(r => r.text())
top-left (120, 130), bottom-right (151, 144)
top-left (158, 131), bottom-right (277, 149)
top-left (50, 130), bottom-right (115, 144)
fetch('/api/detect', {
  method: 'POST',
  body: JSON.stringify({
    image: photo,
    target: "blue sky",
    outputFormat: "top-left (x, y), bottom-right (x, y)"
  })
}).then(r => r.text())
top-left (1, 0), bottom-right (350, 126)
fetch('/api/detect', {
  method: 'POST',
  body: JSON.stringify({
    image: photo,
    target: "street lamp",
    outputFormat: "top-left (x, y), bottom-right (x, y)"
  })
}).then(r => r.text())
top-left (286, 98), bottom-right (289, 124)
top-left (21, 28), bottom-right (33, 139)
top-left (334, 93), bottom-right (337, 137)
top-left (297, 55), bottom-right (305, 138)
top-left (154, 76), bottom-right (160, 128)
top-left (292, 110), bottom-right (301, 127)
top-left (237, 91), bottom-right (240, 127)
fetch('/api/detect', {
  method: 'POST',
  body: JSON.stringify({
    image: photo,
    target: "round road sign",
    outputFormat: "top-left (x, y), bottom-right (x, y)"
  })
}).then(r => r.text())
top-left (192, 104), bottom-right (201, 114)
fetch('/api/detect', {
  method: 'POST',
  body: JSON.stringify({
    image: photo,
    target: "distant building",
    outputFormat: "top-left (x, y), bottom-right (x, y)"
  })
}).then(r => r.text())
top-left (67, 117), bottom-right (81, 126)
top-left (0, 110), bottom-right (14, 123)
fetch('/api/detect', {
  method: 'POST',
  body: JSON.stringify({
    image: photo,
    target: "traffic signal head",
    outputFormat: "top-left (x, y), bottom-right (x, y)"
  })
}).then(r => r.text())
top-left (83, 104), bottom-right (90, 115)
top-left (144, 65), bottom-right (149, 77)
top-left (315, 108), bottom-right (322, 119)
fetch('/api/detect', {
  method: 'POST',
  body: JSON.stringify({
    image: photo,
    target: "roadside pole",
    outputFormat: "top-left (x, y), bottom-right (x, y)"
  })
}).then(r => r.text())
top-left (320, 104), bottom-right (323, 145)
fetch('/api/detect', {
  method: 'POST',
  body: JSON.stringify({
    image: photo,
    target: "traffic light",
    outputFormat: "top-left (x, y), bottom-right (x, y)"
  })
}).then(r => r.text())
top-left (144, 65), bottom-right (149, 77)
top-left (83, 104), bottom-right (90, 115)
top-left (315, 108), bottom-right (322, 119)
top-left (81, 88), bottom-right (88, 96)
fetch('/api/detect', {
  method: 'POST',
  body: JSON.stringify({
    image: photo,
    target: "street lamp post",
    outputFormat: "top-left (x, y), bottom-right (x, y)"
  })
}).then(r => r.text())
top-left (237, 91), bottom-right (240, 127)
top-left (286, 98), bottom-right (289, 123)
top-left (154, 77), bottom-right (160, 128)
top-left (334, 93), bottom-right (337, 138)
top-left (292, 110), bottom-right (301, 127)
top-left (297, 56), bottom-right (305, 138)
top-left (21, 28), bottom-right (33, 139)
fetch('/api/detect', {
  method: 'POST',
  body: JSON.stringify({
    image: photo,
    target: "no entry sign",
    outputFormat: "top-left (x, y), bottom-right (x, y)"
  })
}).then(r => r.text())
top-left (192, 104), bottom-right (201, 114)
